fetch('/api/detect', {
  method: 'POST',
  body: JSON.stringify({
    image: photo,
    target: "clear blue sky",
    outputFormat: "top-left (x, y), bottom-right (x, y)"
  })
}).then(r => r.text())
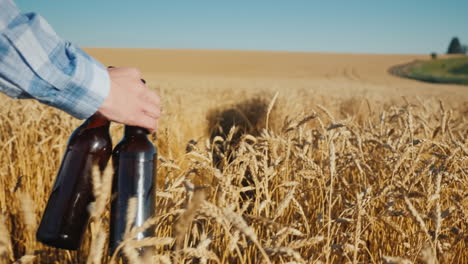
top-left (15, 0), bottom-right (468, 54)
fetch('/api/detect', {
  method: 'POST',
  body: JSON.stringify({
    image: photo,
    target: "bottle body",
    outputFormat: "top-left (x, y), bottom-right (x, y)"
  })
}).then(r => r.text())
top-left (109, 126), bottom-right (157, 254)
top-left (36, 115), bottom-right (112, 250)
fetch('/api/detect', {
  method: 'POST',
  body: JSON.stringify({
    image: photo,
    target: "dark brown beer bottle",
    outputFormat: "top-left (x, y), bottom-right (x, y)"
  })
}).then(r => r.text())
top-left (109, 125), bottom-right (157, 254)
top-left (36, 114), bottom-right (112, 250)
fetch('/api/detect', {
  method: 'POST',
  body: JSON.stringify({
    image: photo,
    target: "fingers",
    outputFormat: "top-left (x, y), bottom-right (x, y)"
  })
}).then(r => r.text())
top-left (134, 87), bottom-right (161, 131)
top-left (98, 67), bottom-right (162, 132)
top-left (139, 90), bottom-right (161, 130)
top-left (133, 113), bottom-right (158, 132)
top-left (138, 81), bottom-right (161, 117)
top-left (143, 90), bottom-right (161, 107)
top-left (135, 80), bottom-right (148, 95)
top-left (142, 101), bottom-right (161, 119)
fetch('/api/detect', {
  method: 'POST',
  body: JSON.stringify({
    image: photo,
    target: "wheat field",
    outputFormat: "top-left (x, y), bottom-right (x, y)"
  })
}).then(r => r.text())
top-left (0, 49), bottom-right (467, 263)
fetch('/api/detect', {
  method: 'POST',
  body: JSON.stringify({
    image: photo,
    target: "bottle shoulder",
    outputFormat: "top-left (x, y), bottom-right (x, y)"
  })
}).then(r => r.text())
top-left (114, 136), bottom-right (156, 154)
top-left (68, 126), bottom-right (112, 154)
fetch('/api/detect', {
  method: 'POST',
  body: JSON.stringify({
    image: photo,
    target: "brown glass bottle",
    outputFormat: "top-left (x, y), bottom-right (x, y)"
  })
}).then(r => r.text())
top-left (109, 126), bottom-right (157, 254)
top-left (36, 114), bottom-right (112, 250)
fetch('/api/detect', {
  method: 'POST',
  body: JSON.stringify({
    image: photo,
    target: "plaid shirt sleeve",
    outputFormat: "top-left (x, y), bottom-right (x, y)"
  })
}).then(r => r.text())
top-left (0, 0), bottom-right (110, 119)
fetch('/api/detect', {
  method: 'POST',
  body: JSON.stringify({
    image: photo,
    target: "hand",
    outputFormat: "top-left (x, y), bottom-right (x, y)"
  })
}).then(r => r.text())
top-left (97, 67), bottom-right (161, 131)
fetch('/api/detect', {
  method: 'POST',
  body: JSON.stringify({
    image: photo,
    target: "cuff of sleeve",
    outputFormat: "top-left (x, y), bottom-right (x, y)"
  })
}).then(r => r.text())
top-left (53, 61), bottom-right (110, 119)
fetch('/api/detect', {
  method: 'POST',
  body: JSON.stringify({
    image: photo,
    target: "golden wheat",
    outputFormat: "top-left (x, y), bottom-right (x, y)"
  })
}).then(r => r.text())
top-left (0, 59), bottom-right (467, 264)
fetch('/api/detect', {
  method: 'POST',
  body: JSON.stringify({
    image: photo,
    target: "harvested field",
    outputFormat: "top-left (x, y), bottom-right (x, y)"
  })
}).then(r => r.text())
top-left (0, 49), bottom-right (467, 263)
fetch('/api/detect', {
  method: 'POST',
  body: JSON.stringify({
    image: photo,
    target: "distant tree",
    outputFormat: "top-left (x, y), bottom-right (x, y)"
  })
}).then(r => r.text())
top-left (430, 52), bottom-right (437, 59)
top-left (447, 37), bottom-right (463, 54)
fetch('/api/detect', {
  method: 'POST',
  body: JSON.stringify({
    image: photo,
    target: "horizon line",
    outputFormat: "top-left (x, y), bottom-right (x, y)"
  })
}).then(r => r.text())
top-left (83, 46), bottom-right (433, 56)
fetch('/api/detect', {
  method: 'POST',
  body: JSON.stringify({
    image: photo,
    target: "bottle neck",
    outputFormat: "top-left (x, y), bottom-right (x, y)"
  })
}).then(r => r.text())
top-left (84, 114), bottom-right (110, 129)
top-left (124, 126), bottom-right (150, 137)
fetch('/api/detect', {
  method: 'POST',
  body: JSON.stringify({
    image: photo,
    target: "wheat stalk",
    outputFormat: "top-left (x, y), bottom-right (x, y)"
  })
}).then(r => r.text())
top-left (266, 92), bottom-right (279, 131)
top-left (273, 186), bottom-right (295, 220)
top-left (403, 196), bottom-right (437, 258)
top-left (87, 164), bottom-right (114, 264)
top-left (325, 139), bottom-right (336, 263)
top-left (223, 207), bottom-right (271, 264)
top-left (264, 247), bottom-right (305, 263)
top-left (175, 189), bottom-right (205, 250)
top-left (353, 192), bottom-right (363, 264)
top-left (0, 214), bottom-right (13, 261)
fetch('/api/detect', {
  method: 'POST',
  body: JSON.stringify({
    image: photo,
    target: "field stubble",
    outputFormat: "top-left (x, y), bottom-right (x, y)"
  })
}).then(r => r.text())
top-left (0, 50), bottom-right (467, 263)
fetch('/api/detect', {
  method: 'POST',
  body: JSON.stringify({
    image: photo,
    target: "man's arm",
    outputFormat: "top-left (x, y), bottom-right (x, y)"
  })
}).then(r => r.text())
top-left (0, 0), bottom-right (160, 130)
top-left (0, 0), bottom-right (109, 119)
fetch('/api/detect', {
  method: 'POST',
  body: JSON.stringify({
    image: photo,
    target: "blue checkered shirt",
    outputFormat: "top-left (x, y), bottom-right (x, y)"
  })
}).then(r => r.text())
top-left (0, 0), bottom-right (110, 119)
